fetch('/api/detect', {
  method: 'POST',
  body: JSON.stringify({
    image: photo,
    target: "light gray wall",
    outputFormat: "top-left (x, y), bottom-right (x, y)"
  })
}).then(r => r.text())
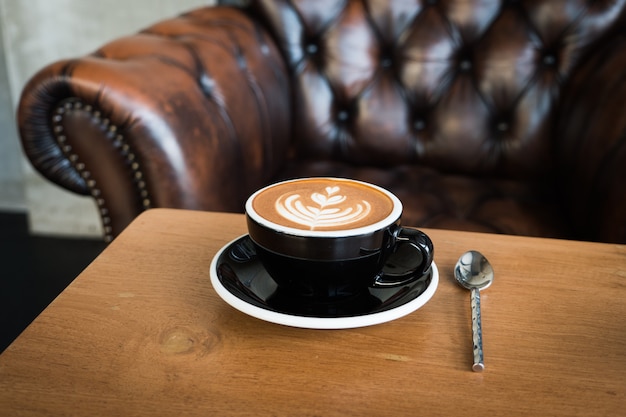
top-left (0, 16), bottom-right (23, 212)
top-left (0, 0), bottom-right (214, 237)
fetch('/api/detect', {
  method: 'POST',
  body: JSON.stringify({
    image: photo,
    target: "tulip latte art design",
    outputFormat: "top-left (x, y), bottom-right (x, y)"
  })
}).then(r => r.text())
top-left (249, 178), bottom-right (397, 233)
top-left (276, 186), bottom-right (371, 230)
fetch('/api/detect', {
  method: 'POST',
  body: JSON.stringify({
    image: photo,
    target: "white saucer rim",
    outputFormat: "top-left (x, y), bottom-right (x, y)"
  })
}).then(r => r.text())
top-left (209, 234), bottom-right (439, 329)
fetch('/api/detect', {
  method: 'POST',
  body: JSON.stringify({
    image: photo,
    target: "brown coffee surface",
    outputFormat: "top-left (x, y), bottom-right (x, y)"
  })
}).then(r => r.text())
top-left (252, 178), bottom-right (395, 231)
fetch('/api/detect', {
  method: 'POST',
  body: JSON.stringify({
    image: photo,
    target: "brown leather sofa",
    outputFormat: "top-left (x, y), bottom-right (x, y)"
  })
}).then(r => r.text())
top-left (18, 0), bottom-right (626, 243)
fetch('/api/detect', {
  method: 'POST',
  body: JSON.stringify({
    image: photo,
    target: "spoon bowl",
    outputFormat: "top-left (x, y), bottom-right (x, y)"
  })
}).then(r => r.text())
top-left (454, 250), bottom-right (494, 291)
top-left (454, 250), bottom-right (494, 372)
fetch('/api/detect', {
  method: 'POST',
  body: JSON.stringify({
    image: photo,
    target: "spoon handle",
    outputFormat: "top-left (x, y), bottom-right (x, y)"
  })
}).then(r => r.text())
top-left (470, 288), bottom-right (485, 371)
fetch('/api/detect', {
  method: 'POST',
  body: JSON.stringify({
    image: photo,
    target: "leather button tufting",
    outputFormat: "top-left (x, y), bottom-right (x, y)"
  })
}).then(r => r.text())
top-left (543, 54), bottom-right (556, 66)
top-left (200, 74), bottom-right (215, 96)
top-left (337, 110), bottom-right (349, 122)
top-left (414, 119), bottom-right (426, 131)
top-left (459, 60), bottom-right (472, 72)
top-left (306, 43), bottom-right (318, 55)
top-left (496, 122), bottom-right (509, 132)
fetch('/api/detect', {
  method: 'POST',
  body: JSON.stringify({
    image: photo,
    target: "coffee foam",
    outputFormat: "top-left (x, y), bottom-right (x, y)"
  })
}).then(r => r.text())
top-left (249, 178), bottom-right (399, 234)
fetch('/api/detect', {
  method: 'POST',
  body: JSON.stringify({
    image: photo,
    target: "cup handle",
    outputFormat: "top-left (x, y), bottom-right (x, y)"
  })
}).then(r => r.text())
top-left (373, 226), bottom-right (434, 288)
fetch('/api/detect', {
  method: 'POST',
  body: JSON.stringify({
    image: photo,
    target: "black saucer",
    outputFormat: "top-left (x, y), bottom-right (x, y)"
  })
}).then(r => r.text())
top-left (211, 235), bottom-right (435, 321)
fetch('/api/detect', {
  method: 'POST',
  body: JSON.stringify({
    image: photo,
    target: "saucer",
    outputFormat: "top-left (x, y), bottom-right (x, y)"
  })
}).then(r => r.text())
top-left (209, 235), bottom-right (439, 329)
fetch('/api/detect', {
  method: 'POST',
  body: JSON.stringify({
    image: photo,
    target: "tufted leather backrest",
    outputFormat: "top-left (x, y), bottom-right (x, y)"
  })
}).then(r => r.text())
top-left (247, 0), bottom-right (626, 180)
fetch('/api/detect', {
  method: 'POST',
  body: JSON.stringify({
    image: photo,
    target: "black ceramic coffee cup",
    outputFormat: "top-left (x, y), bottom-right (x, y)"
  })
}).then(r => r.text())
top-left (245, 178), bottom-right (434, 301)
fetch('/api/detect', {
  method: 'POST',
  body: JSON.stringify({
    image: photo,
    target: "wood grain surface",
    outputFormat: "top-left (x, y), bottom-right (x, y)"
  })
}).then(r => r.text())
top-left (1, 209), bottom-right (624, 416)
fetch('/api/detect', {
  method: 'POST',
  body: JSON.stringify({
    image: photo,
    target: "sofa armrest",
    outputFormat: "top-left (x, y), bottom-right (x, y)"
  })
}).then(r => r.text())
top-left (556, 33), bottom-right (626, 243)
top-left (18, 6), bottom-right (291, 241)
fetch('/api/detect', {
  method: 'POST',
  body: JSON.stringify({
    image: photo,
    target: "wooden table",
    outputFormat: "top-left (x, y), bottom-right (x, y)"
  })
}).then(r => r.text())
top-left (1, 209), bottom-right (624, 416)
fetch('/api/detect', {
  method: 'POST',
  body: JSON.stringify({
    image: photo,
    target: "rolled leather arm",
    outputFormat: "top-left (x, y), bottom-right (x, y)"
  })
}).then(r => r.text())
top-left (18, 6), bottom-right (291, 241)
top-left (556, 33), bottom-right (626, 243)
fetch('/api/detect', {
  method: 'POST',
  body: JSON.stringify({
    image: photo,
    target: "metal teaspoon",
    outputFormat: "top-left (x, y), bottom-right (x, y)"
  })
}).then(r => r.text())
top-left (454, 250), bottom-right (494, 372)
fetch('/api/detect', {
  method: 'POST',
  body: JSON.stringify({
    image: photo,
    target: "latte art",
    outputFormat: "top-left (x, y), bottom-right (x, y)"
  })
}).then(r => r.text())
top-left (248, 178), bottom-right (399, 233)
top-left (276, 186), bottom-right (372, 230)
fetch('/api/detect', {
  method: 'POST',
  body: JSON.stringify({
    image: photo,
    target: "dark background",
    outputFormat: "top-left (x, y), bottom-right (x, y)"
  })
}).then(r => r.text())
top-left (0, 212), bottom-right (105, 353)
